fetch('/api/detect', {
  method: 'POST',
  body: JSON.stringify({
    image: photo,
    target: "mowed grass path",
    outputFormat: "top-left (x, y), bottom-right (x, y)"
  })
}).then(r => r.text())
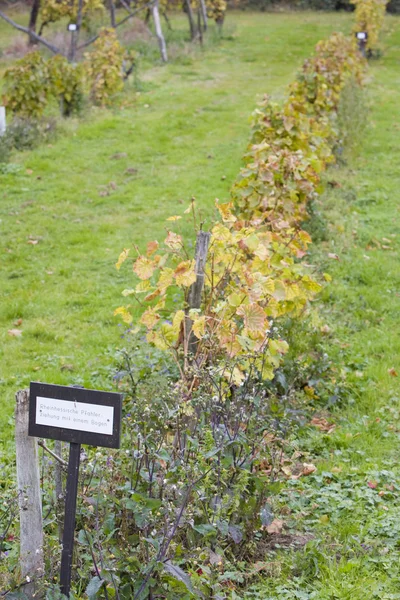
top-left (0, 13), bottom-right (352, 447)
top-left (247, 17), bottom-right (400, 598)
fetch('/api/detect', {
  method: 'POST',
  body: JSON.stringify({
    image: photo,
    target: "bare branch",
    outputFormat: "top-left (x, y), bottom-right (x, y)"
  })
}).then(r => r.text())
top-left (77, 0), bottom-right (156, 51)
top-left (38, 439), bottom-right (68, 467)
top-left (0, 9), bottom-right (64, 55)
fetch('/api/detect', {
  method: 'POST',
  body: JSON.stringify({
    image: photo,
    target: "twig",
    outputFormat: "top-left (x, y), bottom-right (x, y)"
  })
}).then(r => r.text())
top-left (0, 9), bottom-right (63, 55)
top-left (77, 0), bottom-right (156, 51)
top-left (38, 440), bottom-right (68, 467)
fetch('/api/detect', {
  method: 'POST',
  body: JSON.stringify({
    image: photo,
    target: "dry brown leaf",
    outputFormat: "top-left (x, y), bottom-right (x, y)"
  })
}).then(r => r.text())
top-left (388, 367), bottom-right (398, 377)
top-left (8, 329), bottom-right (22, 337)
top-left (266, 519), bottom-right (284, 535)
top-left (310, 417), bottom-right (336, 434)
top-left (320, 324), bottom-right (331, 334)
top-left (28, 240), bottom-right (38, 245)
top-left (328, 253), bottom-right (339, 260)
top-left (14, 318), bottom-right (23, 327)
top-left (301, 463), bottom-right (317, 476)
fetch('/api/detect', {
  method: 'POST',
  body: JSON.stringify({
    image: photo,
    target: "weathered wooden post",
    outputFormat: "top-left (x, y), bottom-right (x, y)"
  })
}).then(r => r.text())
top-left (0, 107), bottom-right (6, 136)
top-left (186, 230), bottom-right (211, 356)
top-left (199, 0), bottom-right (208, 31)
top-left (152, 0), bottom-right (168, 63)
top-left (15, 389), bottom-right (44, 598)
top-left (185, 0), bottom-right (197, 41)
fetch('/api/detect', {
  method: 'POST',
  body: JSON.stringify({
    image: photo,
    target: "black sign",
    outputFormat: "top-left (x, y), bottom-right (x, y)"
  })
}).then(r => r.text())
top-left (29, 382), bottom-right (122, 448)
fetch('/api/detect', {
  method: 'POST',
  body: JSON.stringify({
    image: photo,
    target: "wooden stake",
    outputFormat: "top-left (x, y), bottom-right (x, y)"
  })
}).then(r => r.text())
top-left (0, 107), bottom-right (6, 137)
top-left (152, 0), bottom-right (168, 63)
top-left (199, 0), bottom-right (208, 31)
top-left (15, 389), bottom-right (44, 597)
top-left (187, 231), bottom-right (211, 356)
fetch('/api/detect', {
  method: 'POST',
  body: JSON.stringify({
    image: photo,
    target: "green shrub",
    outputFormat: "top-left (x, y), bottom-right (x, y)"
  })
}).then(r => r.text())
top-left (85, 28), bottom-right (126, 107)
top-left (3, 51), bottom-right (50, 118)
top-left (48, 56), bottom-right (85, 117)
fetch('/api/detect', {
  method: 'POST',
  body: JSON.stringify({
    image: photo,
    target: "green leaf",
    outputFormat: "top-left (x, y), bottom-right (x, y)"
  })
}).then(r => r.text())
top-left (86, 576), bottom-right (105, 599)
top-left (163, 560), bottom-right (197, 595)
top-left (193, 523), bottom-right (217, 536)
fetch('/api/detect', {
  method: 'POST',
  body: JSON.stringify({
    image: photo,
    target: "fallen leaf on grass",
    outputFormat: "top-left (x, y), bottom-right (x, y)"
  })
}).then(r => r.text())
top-left (388, 367), bottom-right (398, 377)
top-left (367, 481), bottom-right (378, 489)
top-left (327, 180), bottom-right (342, 188)
top-left (310, 417), bottom-right (335, 433)
top-left (27, 239), bottom-right (39, 245)
top-left (328, 253), bottom-right (339, 260)
top-left (301, 463), bottom-right (317, 477)
top-left (281, 465), bottom-right (292, 477)
top-left (14, 318), bottom-right (23, 326)
top-left (266, 519), bottom-right (284, 535)
top-left (320, 324), bottom-right (331, 334)
top-left (110, 152), bottom-right (127, 160)
top-left (8, 329), bottom-right (22, 337)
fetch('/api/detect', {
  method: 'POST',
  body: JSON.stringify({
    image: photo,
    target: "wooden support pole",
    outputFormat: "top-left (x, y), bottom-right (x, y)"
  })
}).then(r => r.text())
top-left (152, 0), bottom-right (168, 63)
top-left (199, 0), bottom-right (208, 31)
top-left (15, 389), bottom-right (44, 598)
top-left (0, 107), bottom-right (6, 136)
top-left (184, 0), bottom-right (197, 41)
top-left (187, 230), bottom-right (211, 356)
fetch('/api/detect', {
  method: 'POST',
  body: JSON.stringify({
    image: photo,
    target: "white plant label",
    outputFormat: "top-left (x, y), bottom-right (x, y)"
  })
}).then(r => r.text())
top-left (36, 396), bottom-right (114, 435)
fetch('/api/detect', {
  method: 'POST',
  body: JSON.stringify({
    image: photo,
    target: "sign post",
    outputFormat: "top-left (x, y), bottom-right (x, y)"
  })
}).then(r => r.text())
top-left (29, 382), bottom-right (122, 598)
top-left (355, 31), bottom-right (368, 57)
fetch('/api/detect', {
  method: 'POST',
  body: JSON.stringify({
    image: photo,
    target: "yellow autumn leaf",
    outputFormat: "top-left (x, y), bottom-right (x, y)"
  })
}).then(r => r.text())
top-left (114, 306), bottom-right (132, 324)
top-left (140, 308), bottom-right (160, 330)
top-left (116, 248), bottom-right (130, 270)
top-left (262, 278), bottom-right (275, 295)
top-left (192, 315), bottom-right (206, 339)
top-left (146, 330), bottom-right (169, 350)
top-left (174, 260), bottom-right (196, 287)
top-left (166, 215), bottom-right (182, 221)
top-left (285, 283), bottom-right (300, 301)
top-left (184, 200), bottom-right (196, 214)
top-left (157, 267), bottom-right (174, 292)
top-left (133, 256), bottom-right (156, 280)
top-left (173, 310), bottom-right (185, 330)
top-left (237, 303), bottom-right (266, 333)
top-left (135, 280), bottom-right (151, 293)
top-left (121, 288), bottom-right (135, 297)
top-left (165, 231), bottom-right (182, 250)
top-left (222, 366), bottom-right (245, 386)
top-left (211, 223), bottom-right (233, 242)
top-left (269, 338), bottom-right (289, 355)
top-left (228, 292), bottom-right (244, 308)
top-left (216, 200), bottom-right (237, 223)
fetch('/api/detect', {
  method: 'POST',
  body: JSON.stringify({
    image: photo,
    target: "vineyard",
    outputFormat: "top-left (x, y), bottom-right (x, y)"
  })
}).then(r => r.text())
top-left (0, 3), bottom-right (400, 600)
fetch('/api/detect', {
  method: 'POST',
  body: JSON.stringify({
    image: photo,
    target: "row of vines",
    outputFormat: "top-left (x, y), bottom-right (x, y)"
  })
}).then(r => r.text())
top-left (0, 1), bottom-right (389, 599)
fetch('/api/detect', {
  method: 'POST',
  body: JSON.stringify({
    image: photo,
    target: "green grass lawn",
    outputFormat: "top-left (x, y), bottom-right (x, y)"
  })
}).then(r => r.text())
top-left (2, 9), bottom-right (400, 597)
top-left (0, 11), bottom-right (353, 449)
